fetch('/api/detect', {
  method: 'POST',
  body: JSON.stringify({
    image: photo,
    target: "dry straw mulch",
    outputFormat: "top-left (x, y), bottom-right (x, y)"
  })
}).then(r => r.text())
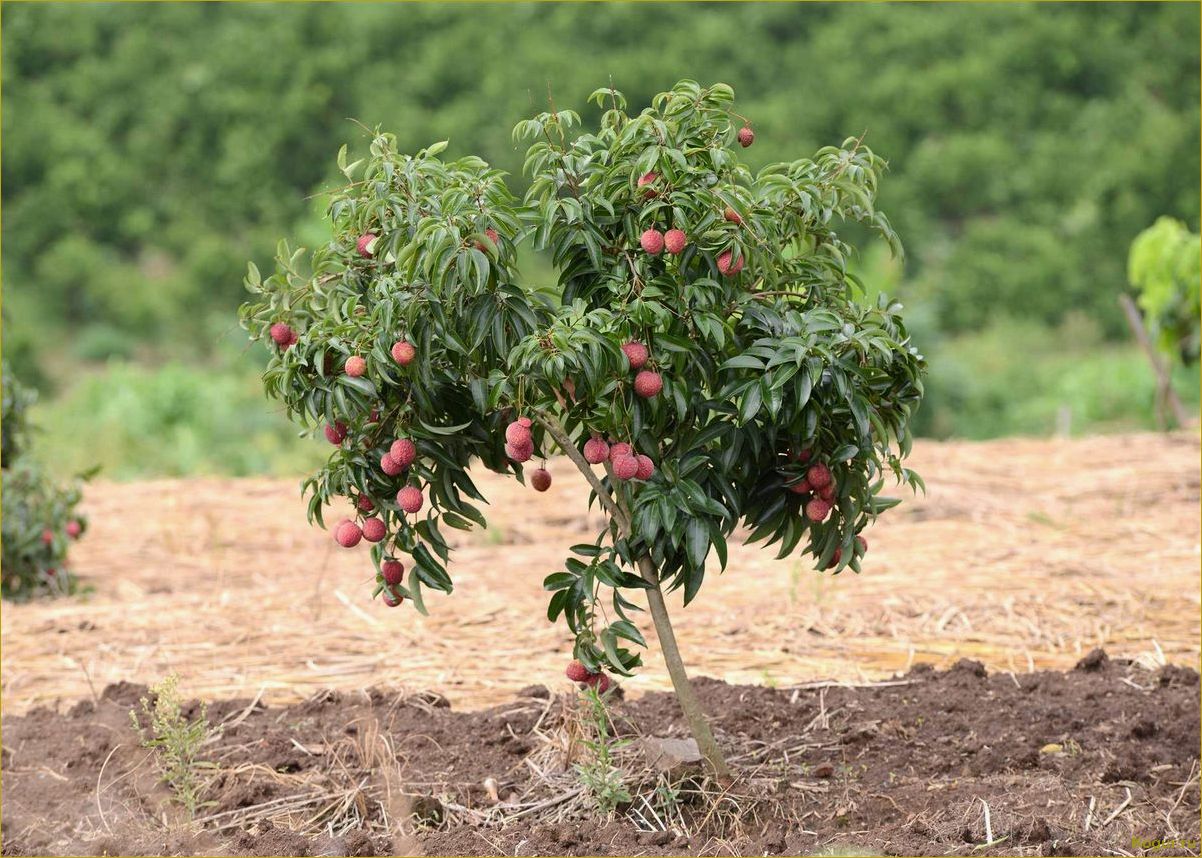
top-left (2, 431), bottom-right (1198, 714)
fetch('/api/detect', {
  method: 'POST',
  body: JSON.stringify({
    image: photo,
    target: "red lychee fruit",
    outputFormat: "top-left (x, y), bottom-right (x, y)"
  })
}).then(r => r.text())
top-left (345, 356), bottom-right (367, 377)
top-left (613, 454), bottom-right (639, 480)
top-left (357, 494), bottom-right (375, 513)
top-left (609, 442), bottom-right (632, 461)
top-left (505, 443), bottom-right (533, 463)
top-left (356, 233), bottom-right (377, 258)
top-left (517, 416), bottom-right (533, 428)
top-left (583, 437), bottom-right (610, 464)
top-left (640, 228), bottom-right (665, 255)
top-left (397, 486), bottom-right (424, 514)
top-left (635, 454), bottom-right (655, 480)
top-left (723, 206), bottom-right (743, 225)
top-left (805, 498), bottom-right (832, 523)
top-left (806, 462), bottom-right (832, 489)
top-left (788, 478), bottom-right (812, 495)
top-left (737, 125), bottom-right (755, 147)
top-left (856, 535), bottom-right (868, 554)
top-left (362, 517), bottom-right (386, 543)
top-left (390, 438), bottom-right (417, 468)
top-left (664, 229), bottom-right (687, 255)
top-left (380, 453), bottom-right (403, 476)
top-left (325, 421), bottom-right (348, 445)
top-left (818, 482), bottom-right (836, 503)
top-left (369, 409), bottom-right (380, 423)
top-left (505, 420), bottom-right (532, 446)
top-left (827, 548), bottom-right (842, 569)
top-left (382, 586), bottom-right (404, 607)
top-left (335, 520), bottom-right (363, 548)
top-left (634, 370), bottom-right (663, 398)
top-left (382, 560), bottom-right (405, 586)
top-left (584, 673), bottom-right (612, 694)
top-left (565, 660), bottom-right (590, 682)
top-left (637, 171), bottom-right (658, 197)
top-left (530, 468), bottom-right (552, 492)
top-left (269, 323), bottom-right (295, 348)
top-left (66, 520), bottom-right (82, 539)
top-left (391, 340), bottom-right (416, 366)
top-left (622, 341), bottom-right (649, 371)
top-left (41, 529), bottom-right (53, 545)
top-left (796, 448), bottom-right (813, 463)
top-left (717, 250), bottom-right (745, 276)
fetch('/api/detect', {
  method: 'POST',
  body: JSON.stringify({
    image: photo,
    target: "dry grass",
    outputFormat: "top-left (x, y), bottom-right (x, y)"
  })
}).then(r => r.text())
top-left (2, 431), bottom-right (1198, 715)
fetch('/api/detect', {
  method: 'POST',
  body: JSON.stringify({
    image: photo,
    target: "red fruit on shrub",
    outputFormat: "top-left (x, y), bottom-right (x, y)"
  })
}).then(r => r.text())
top-left (66, 520), bottom-right (82, 539)
top-left (506, 437), bottom-right (534, 463)
top-left (397, 486), bottom-right (424, 514)
top-left (531, 468), bottom-right (552, 492)
top-left (856, 535), bottom-right (868, 553)
top-left (382, 560), bottom-right (405, 585)
top-left (382, 586), bottom-right (404, 607)
top-left (357, 495), bottom-right (375, 512)
top-left (609, 442), bottom-right (632, 461)
top-left (583, 437), bottom-right (610, 464)
top-left (380, 453), bottom-right (403, 476)
top-left (356, 233), bottom-right (377, 257)
top-left (390, 438), bottom-right (417, 468)
top-left (41, 529), bottom-right (53, 545)
top-left (612, 454), bottom-right (639, 480)
top-left (637, 171), bottom-right (658, 196)
top-left (664, 229), bottom-right (687, 255)
top-left (391, 340), bottom-right (416, 366)
top-left (634, 371), bottom-right (663, 398)
top-left (622, 342), bottom-right (649, 371)
top-left (717, 250), bottom-right (744, 276)
top-left (344, 356), bottom-right (367, 377)
top-left (269, 323), bottom-right (294, 347)
top-left (325, 422), bottom-right (348, 445)
top-left (737, 125), bottom-right (755, 147)
top-left (635, 454), bottom-right (655, 480)
top-left (796, 448), bottom-right (813, 463)
top-left (565, 660), bottom-right (590, 682)
top-left (505, 420), bottom-right (532, 445)
top-left (806, 462), bottom-right (832, 489)
top-left (585, 673), bottom-right (612, 693)
top-left (788, 478), bottom-right (812, 495)
top-left (640, 228), bottom-right (665, 255)
top-left (335, 520), bottom-right (363, 548)
top-left (723, 206), bottom-right (743, 225)
top-left (818, 482), bottom-right (836, 503)
top-left (827, 548), bottom-right (842, 569)
top-left (362, 517), bottom-right (386, 543)
top-left (517, 416), bottom-right (533, 428)
top-left (805, 498), bottom-right (831, 523)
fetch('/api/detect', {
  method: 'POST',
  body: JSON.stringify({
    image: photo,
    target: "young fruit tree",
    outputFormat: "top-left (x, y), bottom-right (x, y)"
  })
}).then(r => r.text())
top-left (240, 80), bottom-right (925, 778)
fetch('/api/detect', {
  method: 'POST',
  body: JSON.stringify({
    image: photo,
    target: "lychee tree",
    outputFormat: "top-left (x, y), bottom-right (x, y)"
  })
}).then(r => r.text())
top-left (240, 80), bottom-right (925, 778)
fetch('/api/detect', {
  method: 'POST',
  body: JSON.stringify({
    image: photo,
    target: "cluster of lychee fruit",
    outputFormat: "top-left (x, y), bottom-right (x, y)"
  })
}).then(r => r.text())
top-left (502, 417), bottom-right (553, 491)
top-left (621, 341), bottom-right (663, 400)
top-left (584, 435), bottom-right (655, 482)
top-left (787, 453), bottom-right (837, 524)
top-left (565, 659), bottom-right (612, 693)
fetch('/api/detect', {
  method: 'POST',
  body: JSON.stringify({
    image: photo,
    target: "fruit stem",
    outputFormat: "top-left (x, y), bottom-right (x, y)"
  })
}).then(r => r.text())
top-left (535, 413), bottom-right (732, 782)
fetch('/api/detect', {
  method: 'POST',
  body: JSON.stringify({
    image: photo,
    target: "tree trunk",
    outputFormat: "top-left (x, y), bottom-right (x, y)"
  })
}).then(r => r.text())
top-left (536, 415), bottom-right (732, 781)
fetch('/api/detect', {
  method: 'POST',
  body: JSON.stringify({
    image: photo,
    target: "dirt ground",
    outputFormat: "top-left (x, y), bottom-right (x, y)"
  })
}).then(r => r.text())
top-left (1, 432), bottom-right (1199, 716)
top-left (2, 655), bottom-right (1198, 856)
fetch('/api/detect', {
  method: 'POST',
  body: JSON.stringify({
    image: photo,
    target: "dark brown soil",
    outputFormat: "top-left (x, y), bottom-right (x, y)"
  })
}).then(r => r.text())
top-left (3, 653), bottom-right (1198, 856)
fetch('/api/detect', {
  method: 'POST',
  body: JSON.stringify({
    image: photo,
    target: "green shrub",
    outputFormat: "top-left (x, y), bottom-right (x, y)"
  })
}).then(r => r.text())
top-left (1, 365), bottom-right (90, 600)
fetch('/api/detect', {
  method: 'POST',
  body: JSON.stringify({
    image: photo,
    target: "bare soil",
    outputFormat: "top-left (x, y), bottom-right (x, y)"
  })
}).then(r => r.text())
top-left (3, 654), bottom-right (1198, 856)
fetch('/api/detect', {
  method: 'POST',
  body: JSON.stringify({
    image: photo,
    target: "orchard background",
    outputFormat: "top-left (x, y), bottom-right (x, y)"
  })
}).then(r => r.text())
top-left (1, 4), bottom-right (1200, 856)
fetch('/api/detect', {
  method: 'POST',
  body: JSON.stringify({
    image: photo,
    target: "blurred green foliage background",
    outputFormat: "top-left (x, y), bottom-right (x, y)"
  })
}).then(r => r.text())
top-left (2, 2), bottom-right (1198, 479)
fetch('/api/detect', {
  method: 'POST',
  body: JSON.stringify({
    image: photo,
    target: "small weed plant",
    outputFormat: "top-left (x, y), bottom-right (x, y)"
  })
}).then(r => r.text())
top-left (575, 687), bottom-right (632, 815)
top-left (129, 674), bottom-right (216, 818)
